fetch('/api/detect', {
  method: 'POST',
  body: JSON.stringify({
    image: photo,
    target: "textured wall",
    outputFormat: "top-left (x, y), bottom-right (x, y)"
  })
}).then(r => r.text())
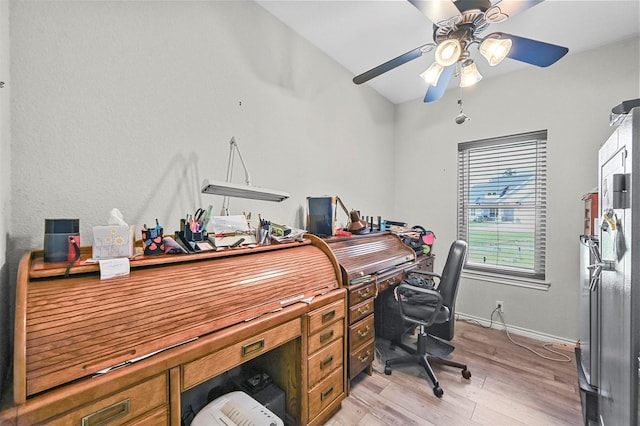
top-left (8, 0), bottom-right (396, 258)
top-left (1, 0), bottom-right (11, 405)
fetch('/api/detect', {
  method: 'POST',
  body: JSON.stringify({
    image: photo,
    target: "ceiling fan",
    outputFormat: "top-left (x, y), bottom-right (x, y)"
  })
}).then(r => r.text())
top-left (353, 0), bottom-right (569, 103)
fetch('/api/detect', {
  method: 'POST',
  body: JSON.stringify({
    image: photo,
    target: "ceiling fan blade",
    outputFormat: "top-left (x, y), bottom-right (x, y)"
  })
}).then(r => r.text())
top-left (408, 0), bottom-right (461, 26)
top-left (493, 32), bottom-right (569, 67)
top-left (485, 0), bottom-right (544, 22)
top-left (353, 44), bottom-right (431, 85)
top-left (424, 64), bottom-right (455, 103)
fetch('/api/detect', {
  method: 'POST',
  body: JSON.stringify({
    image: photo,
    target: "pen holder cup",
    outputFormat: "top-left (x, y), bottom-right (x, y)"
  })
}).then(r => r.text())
top-left (184, 227), bottom-right (205, 242)
top-left (259, 225), bottom-right (271, 245)
top-left (142, 227), bottom-right (165, 256)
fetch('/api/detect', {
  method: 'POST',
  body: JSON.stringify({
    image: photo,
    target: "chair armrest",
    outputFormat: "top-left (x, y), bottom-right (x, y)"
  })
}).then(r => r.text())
top-left (396, 283), bottom-right (444, 328)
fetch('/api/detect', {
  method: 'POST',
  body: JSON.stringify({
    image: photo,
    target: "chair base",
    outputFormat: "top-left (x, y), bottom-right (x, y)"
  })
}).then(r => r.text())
top-left (384, 329), bottom-right (471, 398)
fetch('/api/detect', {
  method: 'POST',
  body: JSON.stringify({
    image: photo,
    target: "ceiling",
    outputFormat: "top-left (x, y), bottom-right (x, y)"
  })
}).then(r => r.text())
top-left (256, 0), bottom-right (640, 104)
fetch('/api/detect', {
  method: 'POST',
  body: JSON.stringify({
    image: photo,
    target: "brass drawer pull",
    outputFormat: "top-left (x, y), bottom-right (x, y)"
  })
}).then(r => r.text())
top-left (322, 310), bottom-right (336, 323)
top-left (320, 329), bottom-right (334, 343)
top-left (357, 325), bottom-right (370, 339)
top-left (320, 385), bottom-right (334, 401)
top-left (357, 305), bottom-right (370, 315)
top-left (357, 288), bottom-right (371, 298)
top-left (358, 350), bottom-right (371, 363)
top-left (242, 338), bottom-right (265, 357)
top-left (320, 355), bottom-right (334, 370)
top-left (81, 398), bottom-right (130, 426)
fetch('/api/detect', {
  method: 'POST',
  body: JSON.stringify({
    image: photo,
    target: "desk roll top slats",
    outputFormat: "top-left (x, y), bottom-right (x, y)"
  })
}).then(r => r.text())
top-left (326, 233), bottom-right (415, 282)
top-left (16, 241), bottom-right (340, 401)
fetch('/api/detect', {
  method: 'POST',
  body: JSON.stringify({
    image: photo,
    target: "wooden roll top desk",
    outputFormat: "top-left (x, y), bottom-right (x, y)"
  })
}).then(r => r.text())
top-left (3, 236), bottom-right (348, 426)
top-left (323, 232), bottom-right (428, 387)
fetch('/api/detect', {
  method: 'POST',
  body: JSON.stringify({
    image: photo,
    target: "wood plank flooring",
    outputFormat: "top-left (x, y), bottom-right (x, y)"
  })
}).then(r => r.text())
top-left (326, 320), bottom-right (583, 425)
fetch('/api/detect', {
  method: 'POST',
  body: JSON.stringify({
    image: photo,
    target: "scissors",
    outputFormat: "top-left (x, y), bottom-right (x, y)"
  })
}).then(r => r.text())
top-left (194, 208), bottom-right (206, 223)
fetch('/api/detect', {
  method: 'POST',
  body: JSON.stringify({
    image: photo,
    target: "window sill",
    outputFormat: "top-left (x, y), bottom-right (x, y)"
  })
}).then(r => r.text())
top-left (461, 269), bottom-right (550, 291)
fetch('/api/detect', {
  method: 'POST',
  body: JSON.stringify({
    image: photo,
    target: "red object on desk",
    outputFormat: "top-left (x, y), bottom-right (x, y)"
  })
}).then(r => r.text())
top-left (335, 228), bottom-right (352, 237)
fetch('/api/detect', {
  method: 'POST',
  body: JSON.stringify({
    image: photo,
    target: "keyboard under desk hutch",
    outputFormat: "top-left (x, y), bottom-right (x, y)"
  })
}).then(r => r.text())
top-left (3, 236), bottom-right (351, 426)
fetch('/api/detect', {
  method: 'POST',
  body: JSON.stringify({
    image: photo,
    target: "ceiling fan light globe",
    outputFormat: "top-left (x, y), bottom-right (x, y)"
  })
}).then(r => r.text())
top-left (435, 39), bottom-right (462, 66)
top-left (459, 61), bottom-right (483, 87)
top-left (420, 62), bottom-right (444, 86)
top-left (479, 37), bottom-right (512, 66)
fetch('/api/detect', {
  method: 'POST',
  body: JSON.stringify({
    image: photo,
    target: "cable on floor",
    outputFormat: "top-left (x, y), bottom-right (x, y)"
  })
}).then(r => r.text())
top-left (489, 307), bottom-right (572, 363)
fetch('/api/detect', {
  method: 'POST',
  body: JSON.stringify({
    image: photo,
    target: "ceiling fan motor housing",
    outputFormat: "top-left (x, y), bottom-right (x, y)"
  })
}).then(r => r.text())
top-left (433, 0), bottom-right (492, 44)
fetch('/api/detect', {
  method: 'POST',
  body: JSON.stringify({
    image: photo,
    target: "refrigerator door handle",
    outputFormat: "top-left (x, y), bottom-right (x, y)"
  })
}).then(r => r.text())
top-left (586, 241), bottom-right (616, 291)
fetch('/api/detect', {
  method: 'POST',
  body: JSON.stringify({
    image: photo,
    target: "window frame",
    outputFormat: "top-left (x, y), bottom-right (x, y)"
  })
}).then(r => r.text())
top-left (457, 130), bottom-right (547, 282)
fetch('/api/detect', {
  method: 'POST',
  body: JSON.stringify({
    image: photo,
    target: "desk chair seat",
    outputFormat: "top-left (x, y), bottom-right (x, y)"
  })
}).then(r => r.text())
top-left (384, 240), bottom-right (470, 398)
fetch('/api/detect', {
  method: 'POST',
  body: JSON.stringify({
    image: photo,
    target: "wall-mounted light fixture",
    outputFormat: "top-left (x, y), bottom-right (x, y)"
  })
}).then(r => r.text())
top-left (201, 137), bottom-right (290, 214)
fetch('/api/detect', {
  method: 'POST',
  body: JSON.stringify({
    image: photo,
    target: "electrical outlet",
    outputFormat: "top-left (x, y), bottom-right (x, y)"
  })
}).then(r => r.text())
top-left (496, 300), bottom-right (504, 313)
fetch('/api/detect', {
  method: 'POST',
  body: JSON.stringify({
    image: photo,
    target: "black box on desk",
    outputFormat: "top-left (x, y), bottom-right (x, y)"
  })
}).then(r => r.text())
top-left (233, 369), bottom-right (286, 421)
top-left (306, 196), bottom-right (336, 237)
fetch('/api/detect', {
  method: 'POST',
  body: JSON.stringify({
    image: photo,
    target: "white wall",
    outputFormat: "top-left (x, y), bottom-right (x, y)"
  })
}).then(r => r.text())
top-left (1, 0), bottom-right (11, 404)
top-left (393, 36), bottom-right (640, 340)
top-left (3, 0), bottom-right (395, 402)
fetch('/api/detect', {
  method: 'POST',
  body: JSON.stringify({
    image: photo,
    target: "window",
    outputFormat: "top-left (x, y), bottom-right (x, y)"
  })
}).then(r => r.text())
top-left (457, 130), bottom-right (547, 280)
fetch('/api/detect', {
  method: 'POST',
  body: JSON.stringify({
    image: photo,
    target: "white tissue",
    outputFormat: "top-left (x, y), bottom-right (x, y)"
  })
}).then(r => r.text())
top-left (108, 208), bottom-right (129, 227)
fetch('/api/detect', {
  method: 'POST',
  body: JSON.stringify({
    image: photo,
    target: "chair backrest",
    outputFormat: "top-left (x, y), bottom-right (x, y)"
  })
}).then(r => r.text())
top-left (437, 240), bottom-right (468, 309)
top-left (425, 240), bottom-right (468, 341)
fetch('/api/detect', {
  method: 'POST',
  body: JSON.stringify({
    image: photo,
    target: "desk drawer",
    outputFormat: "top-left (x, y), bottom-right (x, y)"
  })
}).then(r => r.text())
top-left (308, 318), bottom-right (344, 354)
top-left (348, 281), bottom-right (376, 305)
top-left (308, 299), bottom-right (345, 335)
top-left (308, 367), bottom-right (344, 420)
top-left (44, 374), bottom-right (167, 426)
top-left (182, 319), bottom-right (301, 390)
top-left (349, 340), bottom-right (374, 380)
top-left (348, 298), bottom-right (373, 325)
top-left (126, 406), bottom-right (169, 426)
top-left (308, 338), bottom-right (343, 388)
top-left (348, 314), bottom-right (374, 351)
top-left (376, 271), bottom-right (404, 293)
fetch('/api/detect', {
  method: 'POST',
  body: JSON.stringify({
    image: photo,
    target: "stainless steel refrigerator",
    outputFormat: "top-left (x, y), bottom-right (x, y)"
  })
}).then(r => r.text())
top-left (592, 105), bottom-right (639, 425)
top-left (577, 234), bottom-right (599, 424)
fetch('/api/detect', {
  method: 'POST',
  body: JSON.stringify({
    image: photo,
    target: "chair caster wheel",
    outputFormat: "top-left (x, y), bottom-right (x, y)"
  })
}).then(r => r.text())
top-left (384, 365), bottom-right (392, 375)
top-left (462, 368), bottom-right (471, 379)
top-left (433, 386), bottom-right (444, 398)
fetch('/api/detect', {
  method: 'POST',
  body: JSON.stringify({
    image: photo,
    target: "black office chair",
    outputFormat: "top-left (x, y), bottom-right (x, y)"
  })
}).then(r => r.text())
top-left (384, 239), bottom-right (470, 398)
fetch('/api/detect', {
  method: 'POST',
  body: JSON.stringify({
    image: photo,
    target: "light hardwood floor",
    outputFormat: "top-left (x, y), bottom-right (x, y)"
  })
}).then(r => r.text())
top-left (326, 320), bottom-right (583, 425)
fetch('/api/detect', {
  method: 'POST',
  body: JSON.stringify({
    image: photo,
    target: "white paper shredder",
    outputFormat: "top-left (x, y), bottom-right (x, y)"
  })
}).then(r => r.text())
top-left (191, 391), bottom-right (284, 426)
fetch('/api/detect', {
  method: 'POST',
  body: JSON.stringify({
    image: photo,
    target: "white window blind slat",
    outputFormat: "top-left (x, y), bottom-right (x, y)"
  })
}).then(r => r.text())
top-left (458, 130), bottom-right (547, 280)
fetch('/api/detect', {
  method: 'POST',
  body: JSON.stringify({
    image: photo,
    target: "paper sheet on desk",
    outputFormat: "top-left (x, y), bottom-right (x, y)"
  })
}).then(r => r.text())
top-left (212, 215), bottom-right (256, 246)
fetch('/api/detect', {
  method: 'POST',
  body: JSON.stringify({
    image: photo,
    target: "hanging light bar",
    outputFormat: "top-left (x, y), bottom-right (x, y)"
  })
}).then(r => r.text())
top-left (202, 137), bottom-right (290, 212)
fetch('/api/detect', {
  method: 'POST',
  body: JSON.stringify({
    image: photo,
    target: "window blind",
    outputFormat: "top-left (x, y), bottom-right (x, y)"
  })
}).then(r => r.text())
top-left (457, 130), bottom-right (547, 280)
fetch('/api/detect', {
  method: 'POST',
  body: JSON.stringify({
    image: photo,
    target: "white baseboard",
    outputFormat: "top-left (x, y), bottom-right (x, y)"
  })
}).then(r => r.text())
top-left (456, 312), bottom-right (578, 346)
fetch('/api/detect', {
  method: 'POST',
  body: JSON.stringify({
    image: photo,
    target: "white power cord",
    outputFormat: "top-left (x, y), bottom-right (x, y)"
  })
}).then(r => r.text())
top-left (488, 307), bottom-right (572, 363)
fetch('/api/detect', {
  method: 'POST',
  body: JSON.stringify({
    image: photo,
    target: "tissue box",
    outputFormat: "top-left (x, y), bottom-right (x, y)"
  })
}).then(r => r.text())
top-left (92, 225), bottom-right (135, 259)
